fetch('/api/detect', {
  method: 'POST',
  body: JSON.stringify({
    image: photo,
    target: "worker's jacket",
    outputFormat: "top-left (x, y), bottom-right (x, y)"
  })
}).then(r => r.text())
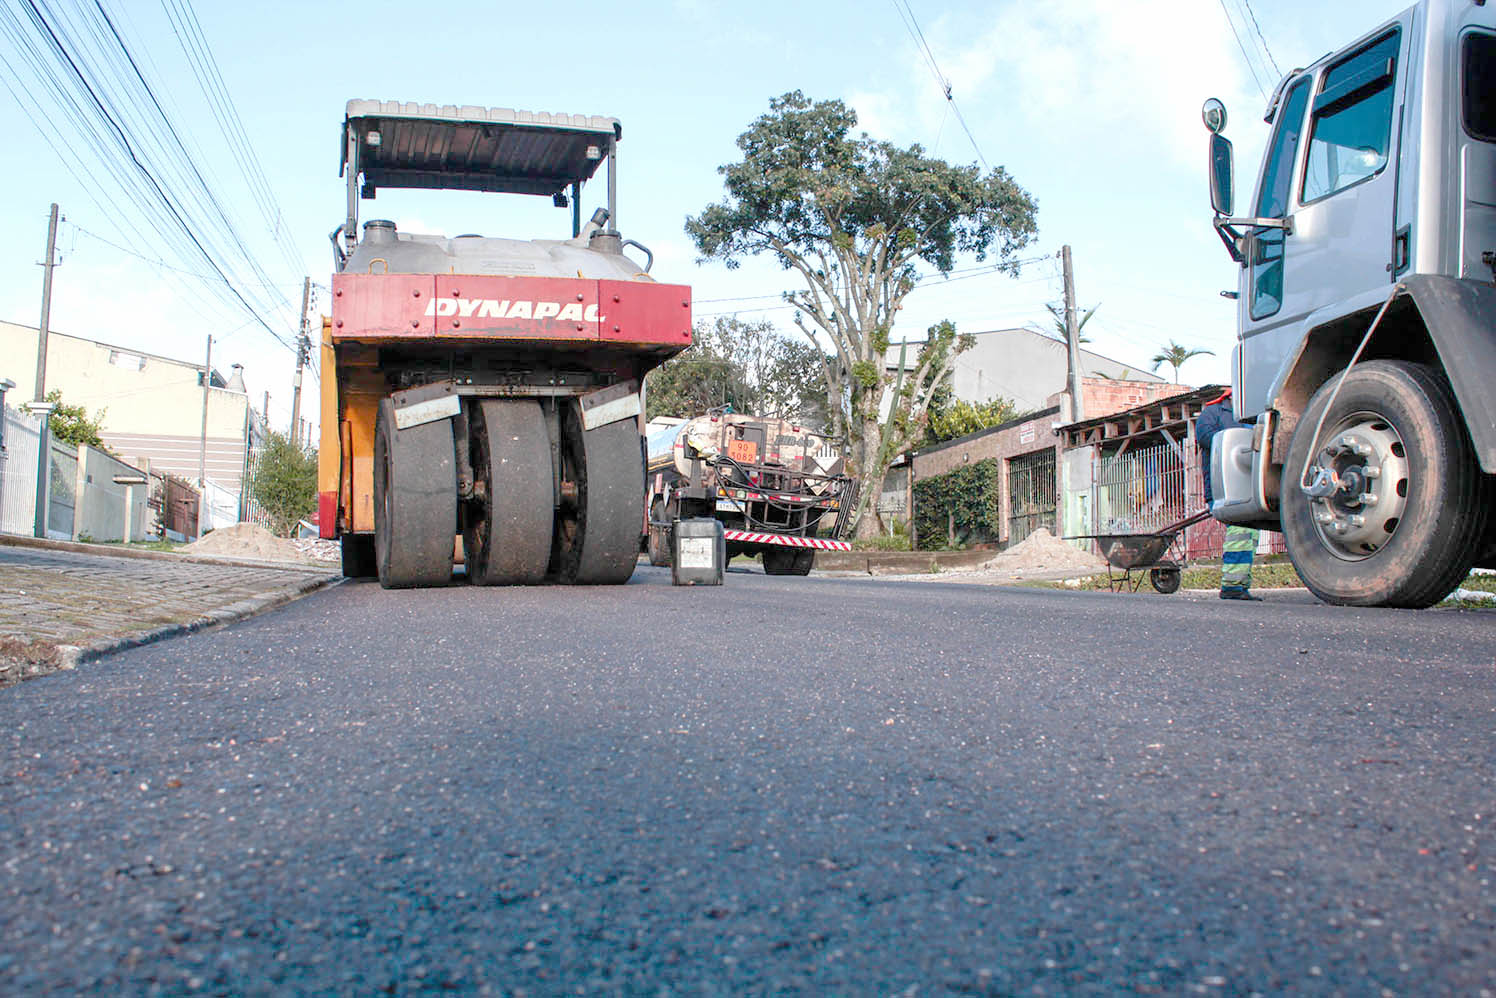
top-left (1195, 400), bottom-right (1247, 506)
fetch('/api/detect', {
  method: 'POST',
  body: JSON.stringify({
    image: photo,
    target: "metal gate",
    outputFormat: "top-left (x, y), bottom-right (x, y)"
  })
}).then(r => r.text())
top-left (1007, 448), bottom-right (1057, 545)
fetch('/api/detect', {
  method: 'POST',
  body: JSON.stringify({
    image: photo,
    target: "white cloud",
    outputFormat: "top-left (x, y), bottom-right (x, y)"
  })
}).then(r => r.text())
top-left (854, 0), bottom-right (1260, 173)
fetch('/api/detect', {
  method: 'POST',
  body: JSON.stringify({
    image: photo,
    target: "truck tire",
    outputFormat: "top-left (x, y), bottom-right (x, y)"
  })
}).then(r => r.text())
top-left (340, 533), bottom-right (376, 579)
top-left (762, 548), bottom-right (794, 575)
top-left (1280, 360), bottom-right (1488, 608)
top-left (646, 498), bottom-right (671, 567)
top-left (464, 400), bottom-right (553, 585)
top-left (374, 399), bottom-right (456, 589)
top-left (763, 547), bottom-right (814, 576)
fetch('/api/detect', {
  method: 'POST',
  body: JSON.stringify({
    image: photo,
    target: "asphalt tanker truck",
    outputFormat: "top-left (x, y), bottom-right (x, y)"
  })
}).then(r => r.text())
top-left (644, 412), bottom-right (856, 575)
top-left (1200, 0), bottom-right (1496, 606)
top-left (317, 100), bottom-right (691, 587)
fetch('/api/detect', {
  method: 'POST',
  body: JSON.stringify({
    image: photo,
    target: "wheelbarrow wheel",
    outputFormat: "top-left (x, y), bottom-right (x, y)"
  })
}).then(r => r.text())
top-left (1149, 566), bottom-right (1182, 594)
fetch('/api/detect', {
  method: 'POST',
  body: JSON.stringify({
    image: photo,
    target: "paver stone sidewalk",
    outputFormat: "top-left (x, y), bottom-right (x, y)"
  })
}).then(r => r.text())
top-left (0, 540), bottom-right (337, 684)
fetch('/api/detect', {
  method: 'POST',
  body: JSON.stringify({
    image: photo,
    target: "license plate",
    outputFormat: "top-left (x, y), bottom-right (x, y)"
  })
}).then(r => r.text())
top-left (678, 537), bottom-right (715, 569)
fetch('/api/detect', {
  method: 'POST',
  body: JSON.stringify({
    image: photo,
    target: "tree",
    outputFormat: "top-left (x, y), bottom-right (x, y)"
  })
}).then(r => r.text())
top-left (645, 316), bottom-right (831, 428)
top-left (1151, 340), bottom-right (1215, 383)
top-left (27, 389), bottom-right (107, 449)
top-left (923, 387), bottom-right (1022, 446)
top-left (687, 91), bottom-right (1038, 534)
top-left (1044, 302), bottom-right (1096, 345)
top-left (248, 431), bottom-right (317, 537)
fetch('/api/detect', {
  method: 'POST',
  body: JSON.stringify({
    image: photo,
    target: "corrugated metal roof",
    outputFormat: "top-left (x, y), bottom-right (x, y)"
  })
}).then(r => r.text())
top-left (343, 100), bottom-right (620, 196)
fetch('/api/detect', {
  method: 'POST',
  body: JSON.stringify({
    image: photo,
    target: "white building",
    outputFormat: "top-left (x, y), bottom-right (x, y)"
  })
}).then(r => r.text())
top-left (0, 321), bottom-right (254, 528)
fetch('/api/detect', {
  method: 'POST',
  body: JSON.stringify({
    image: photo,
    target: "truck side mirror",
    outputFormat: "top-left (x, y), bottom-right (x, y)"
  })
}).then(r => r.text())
top-left (1209, 133), bottom-right (1234, 217)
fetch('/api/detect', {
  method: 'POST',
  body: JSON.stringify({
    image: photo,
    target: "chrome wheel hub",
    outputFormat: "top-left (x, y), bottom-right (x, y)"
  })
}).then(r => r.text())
top-left (1308, 416), bottom-right (1409, 560)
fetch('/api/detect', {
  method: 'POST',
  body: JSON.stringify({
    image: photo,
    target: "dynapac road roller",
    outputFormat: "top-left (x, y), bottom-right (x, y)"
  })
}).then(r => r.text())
top-left (317, 101), bottom-right (691, 587)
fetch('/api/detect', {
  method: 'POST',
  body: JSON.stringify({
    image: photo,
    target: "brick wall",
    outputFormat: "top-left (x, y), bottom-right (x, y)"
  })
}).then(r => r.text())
top-left (1046, 379), bottom-right (1193, 422)
top-left (912, 408), bottom-right (1061, 545)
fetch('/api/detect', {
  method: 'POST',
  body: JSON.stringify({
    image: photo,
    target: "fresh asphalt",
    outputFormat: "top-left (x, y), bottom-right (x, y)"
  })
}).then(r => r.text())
top-left (3, 567), bottom-right (1494, 995)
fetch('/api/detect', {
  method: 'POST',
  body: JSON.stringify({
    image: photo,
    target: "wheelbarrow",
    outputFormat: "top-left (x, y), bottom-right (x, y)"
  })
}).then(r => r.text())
top-left (1070, 510), bottom-right (1212, 594)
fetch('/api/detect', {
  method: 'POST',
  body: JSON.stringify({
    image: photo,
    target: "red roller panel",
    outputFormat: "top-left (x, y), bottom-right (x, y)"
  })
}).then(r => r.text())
top-left (432, 275), bottom-right (601, 340)
top-left (331, 274), bottom-right (436, 339)
top-left (318, 490), bottom-right (338, 539)
top-left (598, 280), bottom-right (693, 346)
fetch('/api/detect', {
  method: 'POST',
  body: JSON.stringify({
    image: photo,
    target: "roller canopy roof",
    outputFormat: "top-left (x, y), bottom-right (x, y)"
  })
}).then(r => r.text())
top-left (342, 100), bottom-right (621, 197)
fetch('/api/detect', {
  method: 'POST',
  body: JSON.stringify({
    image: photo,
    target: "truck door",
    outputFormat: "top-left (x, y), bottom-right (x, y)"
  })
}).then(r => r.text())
top-left (1240, 26), bottom-right (1406, 414)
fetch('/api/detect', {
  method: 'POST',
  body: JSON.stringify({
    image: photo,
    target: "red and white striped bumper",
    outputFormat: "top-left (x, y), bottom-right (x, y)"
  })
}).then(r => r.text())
top-left (722, 530), bottom-right (852, 551)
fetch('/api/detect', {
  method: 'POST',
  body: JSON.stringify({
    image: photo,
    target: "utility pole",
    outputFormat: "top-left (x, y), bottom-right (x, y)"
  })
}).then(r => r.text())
top-left (198, 334), bottom-right (211, 538)
top-left (1061, 245), bottom-right (1085, 423)
top-left (34, 203), bottom-right (59, 403)
top-left (289, 276), bottom-right (310, 447)
top-left (31, 203), bottom-right (61, 539)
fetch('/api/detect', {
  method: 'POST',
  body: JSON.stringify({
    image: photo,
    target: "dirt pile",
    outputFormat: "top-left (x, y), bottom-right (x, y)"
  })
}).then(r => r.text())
top-left (979, 528), bottom-right (1105, 575)
top-left (182, 523), bottom-right (317, 565)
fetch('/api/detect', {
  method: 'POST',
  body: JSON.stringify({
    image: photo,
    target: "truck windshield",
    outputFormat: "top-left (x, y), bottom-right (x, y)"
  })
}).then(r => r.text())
top-left (1466, 32), bottom-right (1496, 142)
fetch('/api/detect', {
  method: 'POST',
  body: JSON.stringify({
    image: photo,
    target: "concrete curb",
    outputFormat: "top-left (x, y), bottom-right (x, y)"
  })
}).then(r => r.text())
top-left (0, 531), bottom-right (337, 575)
top-left (51, 573), bottom-right (342, 671)
top-left (813, 548), bottom-right (998, 575)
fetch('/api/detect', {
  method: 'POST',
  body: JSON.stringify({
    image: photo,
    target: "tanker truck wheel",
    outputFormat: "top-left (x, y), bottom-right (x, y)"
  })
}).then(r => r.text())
top-left (1280, 360), bottom-right (1488, 608)
top-left (373, 399), bottom-right (457, 589)
top-left (464, 400), bottom-right (554, 585)
top-left (553, 403), bottom-right (644, 585)
top-left (646, 498), bottom-right (672, 567)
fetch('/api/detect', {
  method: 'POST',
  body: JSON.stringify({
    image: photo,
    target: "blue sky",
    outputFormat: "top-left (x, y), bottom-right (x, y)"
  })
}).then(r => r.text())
top-left (0, 0), bottom-right (1416, 431)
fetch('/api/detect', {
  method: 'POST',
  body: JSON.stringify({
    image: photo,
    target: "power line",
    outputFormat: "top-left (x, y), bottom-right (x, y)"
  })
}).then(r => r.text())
top-left (888, 0), bottom-right (989, 169)
top-left (0, 0), bottom-right (300, 352)
top-left (1237, 0), bottom-right (1281, 78)
top-left (1217, 0), bottom-right (1270, 101)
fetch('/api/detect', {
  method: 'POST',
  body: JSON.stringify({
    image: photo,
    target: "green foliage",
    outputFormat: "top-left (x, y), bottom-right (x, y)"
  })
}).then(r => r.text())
top-left (1151, 340), bottom-right (1215, 383)
top-left (28, 389), bottom-right (107, 449)
top-left (1044, 302), bottom-right (1096, 344)
top-left (912, 458), bottom-right (1002, 550)
top-left (687, 91), bottom-right (1038, 277)
top-left (249, 431), bottom-right (317, 537)
top-left (685, 90), bottom-right (1038, 533)
top-left (646, 316), bottom-right (831, 428)
top-left (852, 515), bottom-right (911, 550)
top-left (923, 391), bottom-right (1022, 446)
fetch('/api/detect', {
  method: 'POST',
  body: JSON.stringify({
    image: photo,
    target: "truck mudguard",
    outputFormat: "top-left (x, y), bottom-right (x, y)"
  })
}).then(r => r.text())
top-left (1400, 276), bottom-right (1496, 472)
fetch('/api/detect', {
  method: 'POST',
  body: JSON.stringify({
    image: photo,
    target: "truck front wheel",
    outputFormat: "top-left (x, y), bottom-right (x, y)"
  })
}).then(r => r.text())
top-left (1280, 360), bottom-right (1488, 608)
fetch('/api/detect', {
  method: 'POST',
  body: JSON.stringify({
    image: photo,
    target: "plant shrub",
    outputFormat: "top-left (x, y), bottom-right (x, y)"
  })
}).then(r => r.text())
top-left (913, 458), bottom-right (1001, 550)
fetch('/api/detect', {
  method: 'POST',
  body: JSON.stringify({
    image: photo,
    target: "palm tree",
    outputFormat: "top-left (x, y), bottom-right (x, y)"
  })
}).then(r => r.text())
top-left (1151, 340), bottom-right (1215, 383)
top-left (1045, 302), bottom-right (1096, 344)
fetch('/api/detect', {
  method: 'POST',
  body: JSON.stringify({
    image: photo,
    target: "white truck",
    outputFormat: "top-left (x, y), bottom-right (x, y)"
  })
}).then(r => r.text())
top-left (1202, 0), bottom-right (1495, 607)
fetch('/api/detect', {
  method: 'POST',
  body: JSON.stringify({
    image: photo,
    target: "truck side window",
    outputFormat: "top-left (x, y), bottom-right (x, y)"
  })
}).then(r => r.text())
top-left (1303, 30), bottom-right (1400, 203)
top-left (1464, 32), bottom-right (1496, 142)
top-left (1250, 78), bottom-right (1311, 321)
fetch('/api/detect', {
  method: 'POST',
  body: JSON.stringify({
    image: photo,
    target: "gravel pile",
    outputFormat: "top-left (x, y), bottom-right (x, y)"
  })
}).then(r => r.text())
top-left (978, 528), bottom-right (1105, 574)
top-left (182, 524), bottom-right (336, 565)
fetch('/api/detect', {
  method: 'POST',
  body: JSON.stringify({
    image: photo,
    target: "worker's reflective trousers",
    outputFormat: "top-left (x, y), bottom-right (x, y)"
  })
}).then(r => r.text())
top-left (1221, 525), bottom-right (1258, 593)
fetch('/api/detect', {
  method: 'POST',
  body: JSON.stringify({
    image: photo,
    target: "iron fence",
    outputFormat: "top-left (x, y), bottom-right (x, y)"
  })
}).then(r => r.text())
top-left (1008, 448), bottom-right (1057, 544)
top-left (1091, 442), bottom-right (1192, 536)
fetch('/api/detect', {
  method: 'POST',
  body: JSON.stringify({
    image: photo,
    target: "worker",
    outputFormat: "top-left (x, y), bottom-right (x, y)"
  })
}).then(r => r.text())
top-left (1196, 388), bottom-right (1261, 601)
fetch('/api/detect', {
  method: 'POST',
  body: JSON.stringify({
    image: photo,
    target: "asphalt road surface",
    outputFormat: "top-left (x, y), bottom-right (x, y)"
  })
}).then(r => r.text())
top-left (3, 567), bottom-right (1494, 995)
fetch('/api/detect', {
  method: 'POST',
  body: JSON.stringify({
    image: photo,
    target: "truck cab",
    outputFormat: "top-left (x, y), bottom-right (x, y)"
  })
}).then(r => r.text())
top-left (1203, 0), bottom-right (1496, 607)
